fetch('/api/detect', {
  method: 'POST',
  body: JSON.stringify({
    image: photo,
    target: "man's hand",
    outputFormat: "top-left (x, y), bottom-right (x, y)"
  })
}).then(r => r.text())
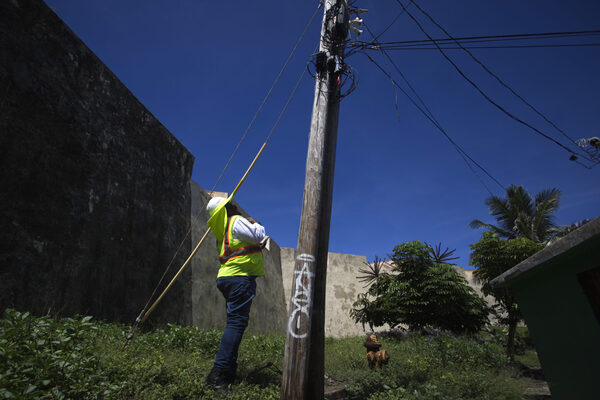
top-left (259, 236), bottom-right (270, 249)
top-left (246, 216), bottom-right (257, 224)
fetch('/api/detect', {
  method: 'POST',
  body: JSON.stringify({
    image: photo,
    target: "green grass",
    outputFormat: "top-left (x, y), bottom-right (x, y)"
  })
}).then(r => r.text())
top-left (0, 310), bottom-right (535, 400)
top-left (514, 349), bottom-right (541, 369)
top-left (325, 332), bottom-right (526, 400)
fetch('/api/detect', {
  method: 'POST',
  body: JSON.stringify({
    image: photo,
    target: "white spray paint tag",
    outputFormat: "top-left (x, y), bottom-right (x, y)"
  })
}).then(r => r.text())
top-left (288, 253), bottom-right (315, 339)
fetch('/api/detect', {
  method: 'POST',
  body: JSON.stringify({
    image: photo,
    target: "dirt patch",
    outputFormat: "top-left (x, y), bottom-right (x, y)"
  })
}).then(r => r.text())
top-left (324, 376), bottom-right (349, 400)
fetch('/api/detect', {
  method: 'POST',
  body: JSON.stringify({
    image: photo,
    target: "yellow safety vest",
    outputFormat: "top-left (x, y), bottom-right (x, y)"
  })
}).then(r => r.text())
top-left (207, 199), bottom-right (264, 278)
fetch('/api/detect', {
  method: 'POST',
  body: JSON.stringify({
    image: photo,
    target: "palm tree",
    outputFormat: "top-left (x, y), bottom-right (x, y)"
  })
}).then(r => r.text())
top-left (469, 185), bottom-right (561, 242)
top-left (470, 185), bottom-right (560, 359)
top-left (356, 256), bottom-right (387, 288)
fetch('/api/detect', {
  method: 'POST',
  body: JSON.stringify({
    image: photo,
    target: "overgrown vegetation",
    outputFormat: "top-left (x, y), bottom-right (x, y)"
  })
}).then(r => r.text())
top-left (326, 331), bottom-right (526, 400)
top-left (0, 309), bottom-right (280, 400)
top-left (469, 233), bottom-right (544, 360)
top-left (0, 309), bottom-right (538, 400)
top-left (350, 241), bottom-right (489, 334)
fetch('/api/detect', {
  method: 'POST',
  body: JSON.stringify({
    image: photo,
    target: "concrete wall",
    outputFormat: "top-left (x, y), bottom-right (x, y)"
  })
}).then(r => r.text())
top-left (455, 267), bottom-right (499, 314)
top-left (190, 182), bottom-right (287, 334)
top-left (281, 248), bottom-right (369, 337)
top-left (0, 0), bottom-right (194, 325)
top-left (279, 250), bottom-right (504, 338)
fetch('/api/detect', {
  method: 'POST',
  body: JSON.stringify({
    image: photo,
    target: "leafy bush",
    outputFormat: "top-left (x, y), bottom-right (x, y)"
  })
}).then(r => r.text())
top-left (351, 241), bottom-right (489, 334)
top-left (0, 309), bottom-right (119, 399)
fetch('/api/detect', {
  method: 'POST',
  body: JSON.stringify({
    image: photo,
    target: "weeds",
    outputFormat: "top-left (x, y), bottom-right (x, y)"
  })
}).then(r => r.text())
top-left (1, 310), bottom-right (533, 399)
top-left (325, 332), bottom-right (524, 400)
top-left (0, 309), bottom-right (118, 399)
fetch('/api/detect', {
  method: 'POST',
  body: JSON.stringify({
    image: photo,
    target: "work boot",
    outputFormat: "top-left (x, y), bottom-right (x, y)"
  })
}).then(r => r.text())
top-left (213, 372), bottom-right (232, 393)
top-left (205, 367), bottom-right (225, 385)
top-left (205, 367), bottom-right (234, 392)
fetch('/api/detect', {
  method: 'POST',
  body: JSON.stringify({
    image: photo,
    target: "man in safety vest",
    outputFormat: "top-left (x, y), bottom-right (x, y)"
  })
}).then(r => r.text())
top-left (204, 196), bottom-right (267, 392)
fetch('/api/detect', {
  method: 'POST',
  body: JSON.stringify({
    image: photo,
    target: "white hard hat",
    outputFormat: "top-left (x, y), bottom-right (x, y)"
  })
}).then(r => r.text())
top-left (206, 197), bottom-right (227, 215)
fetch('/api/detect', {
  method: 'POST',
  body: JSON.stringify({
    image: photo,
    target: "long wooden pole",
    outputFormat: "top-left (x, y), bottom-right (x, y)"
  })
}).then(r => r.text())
top-left (139, 229), bottom-right (211, 324)
top-left (137, 141), bottom-right (269, 325)
top-left (280, 1), bottom-right (348, 399)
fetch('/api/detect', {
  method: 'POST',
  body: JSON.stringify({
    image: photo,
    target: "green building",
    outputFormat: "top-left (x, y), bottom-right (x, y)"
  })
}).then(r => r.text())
top-left (490, 217), bottom-right (600, 400)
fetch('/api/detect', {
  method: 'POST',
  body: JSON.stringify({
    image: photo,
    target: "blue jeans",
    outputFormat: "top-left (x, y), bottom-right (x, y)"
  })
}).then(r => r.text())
top-left (213, 276), bottom-right (256, 374)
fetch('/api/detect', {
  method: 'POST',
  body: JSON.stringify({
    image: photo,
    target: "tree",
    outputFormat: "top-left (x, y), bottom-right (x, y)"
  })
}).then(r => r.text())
top-left (550, 218), bottom-right (593, 241)
top-left (469, 184), bottom-right (561, 242)
top-left (469, 232), bottom-right (544, 360)
top-left (350, 241), bottom-right (489, 334)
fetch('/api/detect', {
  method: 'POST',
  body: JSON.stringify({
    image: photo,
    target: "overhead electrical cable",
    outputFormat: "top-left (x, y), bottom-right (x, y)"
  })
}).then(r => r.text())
top-left (364, 52), bottom-right (504, 194)
top-left (371, 8), bottom-right (408, 42)
top-left (125, 3), bottom-right (323, 343)
top-left (348, 29), bottom-right (600, 50)
top-left (406, 0), bottom-right (596, 163)
top-left (394, 0), bottom-right (594, 168)
top-left (364, 43), bottom-right (600, 50)
top-left (210, 3), bottom-right (323, 193)
top-left (364, 22), bottom-right (436, 125)
top-left (136, 58), bottom-right (311, 328)
top-left (346, 2), bottom-right (412, 58)
top-left (362, 21), bottom-right (503, 194)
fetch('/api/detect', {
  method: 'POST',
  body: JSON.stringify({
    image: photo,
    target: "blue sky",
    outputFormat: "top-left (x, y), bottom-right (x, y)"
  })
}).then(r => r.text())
top-left (45, 0), bottom-right (599, 268)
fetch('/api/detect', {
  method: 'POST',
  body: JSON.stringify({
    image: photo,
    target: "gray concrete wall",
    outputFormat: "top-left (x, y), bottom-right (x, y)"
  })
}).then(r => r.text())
top-left (0, 0), bottom-right (194, 325)
top-left (281, 248), bottom-right (369, 337)
top-left (280, 250), bottom-right (506, 337)
top-left (455, 267), bottom-right (503, 325)
top-left (190, 182), bottom-right (287, 334)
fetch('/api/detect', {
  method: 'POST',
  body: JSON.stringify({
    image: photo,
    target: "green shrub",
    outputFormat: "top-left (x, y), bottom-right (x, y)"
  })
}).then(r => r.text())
top-left (0, 309), bottom-right (119, 399)
top-left (352, 241), bottom-right (490, 334)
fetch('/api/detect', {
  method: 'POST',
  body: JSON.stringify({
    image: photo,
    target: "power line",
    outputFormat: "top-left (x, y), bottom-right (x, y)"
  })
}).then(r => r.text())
top-left (394, 0), bottom-right (594, 167)
top-left (373, 10), bottom-right (405, 42)
top-left (365, 43), bottom-right (600, 50)
top-left (346, 3), bottom-right (411, 58)
top-left (364, 52), bottom-right (505, 194)
top-left (406, 0), bottom-right (596, 163)
top-left (364, 22), bottom-right (435, 128)
top-left (348, 29), bottom-right (600, 49)
top-left (210, 3), bottom-right (323, 193)
top-left (130, 3), bottom-right (323, 328)
top-left (361, 22), bottom-right (503, 195)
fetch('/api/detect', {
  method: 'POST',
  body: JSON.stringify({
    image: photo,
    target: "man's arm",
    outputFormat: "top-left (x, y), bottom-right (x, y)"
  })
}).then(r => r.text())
top-left (232, 217), bottom-right (266, 244)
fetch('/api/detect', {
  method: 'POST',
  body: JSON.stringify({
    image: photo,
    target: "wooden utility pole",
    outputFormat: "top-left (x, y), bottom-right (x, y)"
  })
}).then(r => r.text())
top-left (281, 1), bottom-right (349, 399)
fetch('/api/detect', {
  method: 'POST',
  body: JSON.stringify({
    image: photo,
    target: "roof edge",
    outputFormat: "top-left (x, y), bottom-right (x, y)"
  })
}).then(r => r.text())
top-left (490, 216), bottom-right (600, 288)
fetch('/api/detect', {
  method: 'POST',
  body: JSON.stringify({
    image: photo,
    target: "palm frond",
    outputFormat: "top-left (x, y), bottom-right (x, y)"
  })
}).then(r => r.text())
top-left (474, 184), bottom-right (561, 242)
top-left (485, 196), bottom-right (516, 233)
top-left (534, 188), bottom-right (561, 210)
top-left (426, 242), bottom-right (459, 265)
top-left (469, 219), bottom-right (515, 239)
top-left (356, 255), bottom-right (386, 287)
top-left (532, 188), bottom-right (561, 241)
top-left (507, 185), bottom-right (534, 219)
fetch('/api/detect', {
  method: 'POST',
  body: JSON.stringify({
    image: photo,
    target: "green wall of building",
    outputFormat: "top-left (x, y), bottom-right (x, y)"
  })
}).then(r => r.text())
top-left (510, 234), bottom-right (600, 400)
